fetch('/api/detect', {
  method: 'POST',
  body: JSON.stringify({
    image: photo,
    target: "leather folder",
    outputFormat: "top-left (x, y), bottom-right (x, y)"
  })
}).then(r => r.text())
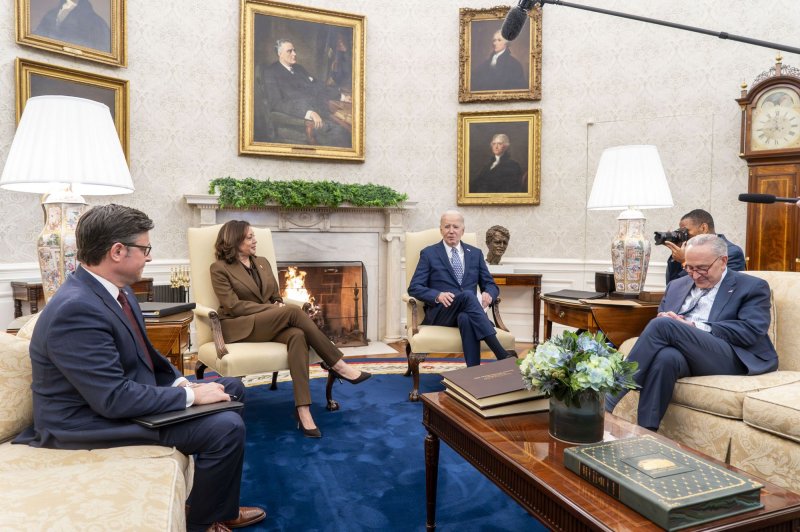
top-left (132, 401), bottom-right (244, 428)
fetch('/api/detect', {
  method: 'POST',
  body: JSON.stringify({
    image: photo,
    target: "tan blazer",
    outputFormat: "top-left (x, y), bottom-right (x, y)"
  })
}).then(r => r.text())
top-left (210, 256), bottom-right (282, 343)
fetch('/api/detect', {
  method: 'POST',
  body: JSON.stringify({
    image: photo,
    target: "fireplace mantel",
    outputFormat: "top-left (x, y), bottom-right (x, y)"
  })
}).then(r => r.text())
top-left (184, 194), bottom-right (415, 343)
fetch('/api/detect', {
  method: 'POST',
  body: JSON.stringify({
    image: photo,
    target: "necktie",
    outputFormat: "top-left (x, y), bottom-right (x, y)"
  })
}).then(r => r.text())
top-left (679, 288), bottom-right (711, 317)
top-left (117, 291), bottom-right (154, 369)
top-left (450, 247), bottom-right (464, 285)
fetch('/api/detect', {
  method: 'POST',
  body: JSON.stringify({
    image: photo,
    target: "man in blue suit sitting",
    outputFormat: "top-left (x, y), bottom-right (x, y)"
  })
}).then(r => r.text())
top-left (14, 205), bottom-right (265, 532)
top-left (408, 210), bottom-right (515, 367)
top-left (607, 234), bottom-right (778, 431)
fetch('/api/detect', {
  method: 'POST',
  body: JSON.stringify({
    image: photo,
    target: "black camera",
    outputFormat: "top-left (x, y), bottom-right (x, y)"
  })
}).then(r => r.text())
top-left (653, 228), bottom-right (689, 246)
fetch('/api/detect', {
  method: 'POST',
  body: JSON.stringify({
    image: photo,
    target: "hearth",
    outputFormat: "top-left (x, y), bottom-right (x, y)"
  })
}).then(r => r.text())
top-left (277, 261), bottom-right (368, 347)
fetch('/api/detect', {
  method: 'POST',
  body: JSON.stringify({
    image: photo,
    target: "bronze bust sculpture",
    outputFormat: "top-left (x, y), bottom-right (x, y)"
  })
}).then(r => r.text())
top-left (485, 225), bottom-right (510, 265)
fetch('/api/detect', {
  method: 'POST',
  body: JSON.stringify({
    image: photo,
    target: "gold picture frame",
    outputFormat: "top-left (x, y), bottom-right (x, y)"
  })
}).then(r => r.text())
top-left (458, 6), bottom-right (542, 103)
top-left (16, 58), bottom-right (130, 159)
top-left (15, 0), bottom-right (126, 67)
top-left (457, 109), bottom-right (541, 206)
top-left (239, 0), bottom-right (365, 161)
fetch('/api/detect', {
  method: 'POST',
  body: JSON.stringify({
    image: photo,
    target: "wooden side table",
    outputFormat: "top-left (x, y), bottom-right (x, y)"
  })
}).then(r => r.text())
top-left (541, 294), bottom-right (659, 347)
top-left (491, 273), bottom-right (542, 345)
top-left (144, 311), bottom-right (193, 375)
top-left (10, 278), bottom-right (154, 318)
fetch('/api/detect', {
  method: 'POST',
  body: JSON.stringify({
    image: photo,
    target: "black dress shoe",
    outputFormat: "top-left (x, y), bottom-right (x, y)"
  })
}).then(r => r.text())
top-left (332, 369), bottom-right (372, 384)
top-left (496, 351), bottom-right (517, 361)
top-left (294, 408), bottom-right (322, 438)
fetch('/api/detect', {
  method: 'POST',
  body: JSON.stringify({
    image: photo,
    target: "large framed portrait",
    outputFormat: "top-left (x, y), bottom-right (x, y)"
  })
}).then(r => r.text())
top-left (458, 6), bottom-right (542, 103)
top-left (15, 0), bottom-right (126, 67)
top-left (457, 109), bottom-right (541, 206)
top-left (16, 58), bottom-right (130, 159)
top-left (239, 0), bottom-right (365, 161)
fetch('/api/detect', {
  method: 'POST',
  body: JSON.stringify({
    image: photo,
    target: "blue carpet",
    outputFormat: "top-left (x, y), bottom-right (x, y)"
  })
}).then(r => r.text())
top-left (238, 373), bottom-right (547, 531)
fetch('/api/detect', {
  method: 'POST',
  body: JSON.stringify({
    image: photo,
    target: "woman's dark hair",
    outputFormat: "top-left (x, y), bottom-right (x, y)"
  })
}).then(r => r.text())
top-left (215, 220), bottom-right (251, 263)
top-left (76, 204), bottom-right (154, 266)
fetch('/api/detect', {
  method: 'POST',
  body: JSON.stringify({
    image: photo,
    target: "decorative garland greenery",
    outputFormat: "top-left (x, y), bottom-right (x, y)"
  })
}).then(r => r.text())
top-left (209, 177), bottom-right (408, 209)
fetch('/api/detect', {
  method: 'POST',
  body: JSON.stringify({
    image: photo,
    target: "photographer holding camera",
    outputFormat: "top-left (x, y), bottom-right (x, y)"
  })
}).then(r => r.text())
top-left (658, 209), bottom-right (745, 283)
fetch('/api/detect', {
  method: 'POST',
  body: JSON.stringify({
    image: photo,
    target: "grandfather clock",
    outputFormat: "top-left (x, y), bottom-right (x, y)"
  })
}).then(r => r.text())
top-left (737, 55), bottom-right (800, 271)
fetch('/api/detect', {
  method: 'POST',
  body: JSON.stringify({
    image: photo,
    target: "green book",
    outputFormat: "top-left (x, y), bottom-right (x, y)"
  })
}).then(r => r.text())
top-left (563, 435), bottom-right (764, 531)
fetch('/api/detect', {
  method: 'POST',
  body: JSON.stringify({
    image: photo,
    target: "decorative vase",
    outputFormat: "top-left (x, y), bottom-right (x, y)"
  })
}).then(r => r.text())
top-left (548, 390), bottom-right (605, 444)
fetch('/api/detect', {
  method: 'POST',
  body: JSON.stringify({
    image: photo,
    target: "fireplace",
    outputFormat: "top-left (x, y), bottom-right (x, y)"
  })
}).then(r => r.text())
top-left (278, 261), bottom-right (368, 347)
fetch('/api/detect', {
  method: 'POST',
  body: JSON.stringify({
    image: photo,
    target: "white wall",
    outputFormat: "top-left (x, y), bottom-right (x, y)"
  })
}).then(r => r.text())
top-left (1, 1), bottom-right (798, 326)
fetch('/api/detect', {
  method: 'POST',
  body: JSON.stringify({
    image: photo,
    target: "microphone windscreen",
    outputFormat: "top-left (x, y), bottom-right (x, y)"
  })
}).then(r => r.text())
top-left (501, 7), bottom-right (527, 41)
top-left (738, 193), bottom-right (776, 204)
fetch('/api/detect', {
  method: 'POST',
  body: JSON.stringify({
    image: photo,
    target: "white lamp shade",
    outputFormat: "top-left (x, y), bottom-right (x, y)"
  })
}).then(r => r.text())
top-left (587, 145), bottom-right (673, 211)
top-left (0, 95), bottom-right (133, 196)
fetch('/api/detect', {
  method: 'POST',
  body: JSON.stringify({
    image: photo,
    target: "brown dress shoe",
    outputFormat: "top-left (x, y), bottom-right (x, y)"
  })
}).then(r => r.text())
top-left (223, 506), bottom-right (267, 529)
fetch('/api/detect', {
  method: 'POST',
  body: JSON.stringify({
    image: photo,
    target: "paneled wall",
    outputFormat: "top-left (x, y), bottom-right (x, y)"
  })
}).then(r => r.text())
top-left (1, 1), bottom-right (797, 327)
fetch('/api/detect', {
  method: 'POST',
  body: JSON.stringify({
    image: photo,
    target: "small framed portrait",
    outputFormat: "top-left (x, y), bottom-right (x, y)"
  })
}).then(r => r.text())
top-left (16, 58), bottom-right (130, 159)
top-left (239, 0), bottom-right (365, 161)
top-left (15, 0), bottom-right (126, 67)
top-left (458, 6), bottom-right (542, 103)
top-left (457, 109), bottom-right (541, 206)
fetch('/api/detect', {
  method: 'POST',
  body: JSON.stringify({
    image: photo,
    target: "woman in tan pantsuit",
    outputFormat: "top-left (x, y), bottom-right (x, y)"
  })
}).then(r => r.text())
top-left (210, 221), bottom-right (371, 438)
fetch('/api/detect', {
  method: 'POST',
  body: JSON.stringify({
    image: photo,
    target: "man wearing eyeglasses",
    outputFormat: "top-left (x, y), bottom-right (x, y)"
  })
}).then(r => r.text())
top-left (14, 204), bottom-right (265, 532)
top-left (607, 234), bottom-right (777, 432)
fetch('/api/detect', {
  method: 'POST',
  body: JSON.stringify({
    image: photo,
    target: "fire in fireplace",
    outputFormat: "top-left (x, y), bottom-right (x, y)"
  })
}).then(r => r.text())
top-left (277, 262), bottom-right (368, 347)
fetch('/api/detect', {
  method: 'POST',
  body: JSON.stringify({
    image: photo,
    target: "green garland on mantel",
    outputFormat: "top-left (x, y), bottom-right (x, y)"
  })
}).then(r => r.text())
top-left (209, 177), bottom-right (408, 209)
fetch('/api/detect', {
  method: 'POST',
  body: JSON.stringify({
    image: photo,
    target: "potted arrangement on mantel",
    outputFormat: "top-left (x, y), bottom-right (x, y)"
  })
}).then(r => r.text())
top-left (519, 331), bottom-right (638, 444)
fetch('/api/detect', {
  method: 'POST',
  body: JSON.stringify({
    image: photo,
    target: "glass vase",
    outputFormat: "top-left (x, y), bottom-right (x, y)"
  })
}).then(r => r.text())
top-left (548, 390), bottom-right (605, 444)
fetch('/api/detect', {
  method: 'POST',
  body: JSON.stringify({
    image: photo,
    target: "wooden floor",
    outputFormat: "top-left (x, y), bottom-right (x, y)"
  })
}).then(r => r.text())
top-left (183, 341), bottom-right (535, 376)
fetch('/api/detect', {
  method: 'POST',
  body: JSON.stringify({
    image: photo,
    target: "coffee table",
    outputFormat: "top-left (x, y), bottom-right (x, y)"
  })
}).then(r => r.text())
top-left (422, 392), bottom-right (800, 531)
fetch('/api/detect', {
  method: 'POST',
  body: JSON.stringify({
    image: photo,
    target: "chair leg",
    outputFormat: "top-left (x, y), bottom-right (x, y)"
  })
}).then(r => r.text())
top-left (404, 342), bottom-right (412, 377)
top-left (195, 362), bottom-right (207, 380)
top-left (408, 352), bottom-right (426, 402)
top-left (270, 371), bottom-right (278, 390)
top-left (325, 371), bottom-right (340, 411)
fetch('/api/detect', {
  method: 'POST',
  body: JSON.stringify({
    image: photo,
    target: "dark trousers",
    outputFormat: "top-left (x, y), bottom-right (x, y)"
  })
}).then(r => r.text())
top-left (160, 377), bottom-right (246, 530)
top-left (424, 292), bottom-right (498, 367)
top-left (608, 318), bottom-right (746, 430)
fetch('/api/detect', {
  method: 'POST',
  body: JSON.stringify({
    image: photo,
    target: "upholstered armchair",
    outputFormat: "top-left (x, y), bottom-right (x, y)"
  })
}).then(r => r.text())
top-left (187, 224), bottom-right (338, 410)
top-left (403, 228), bottom-right (516, 401)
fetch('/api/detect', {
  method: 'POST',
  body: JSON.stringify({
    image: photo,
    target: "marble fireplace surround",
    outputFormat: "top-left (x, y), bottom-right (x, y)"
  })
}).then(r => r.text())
top-left (184, 195), bottom-right (414, 343)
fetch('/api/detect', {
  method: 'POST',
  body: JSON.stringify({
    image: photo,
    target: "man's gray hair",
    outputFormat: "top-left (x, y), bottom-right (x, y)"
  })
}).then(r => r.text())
top-left (491, 134), bottom-right (510, 145)
top-left (440, 210), bottom-right (464, 226)
top-left (274, 39), bottom-right (292, 55)
top-left (687, 234), bottom-right (728, 257)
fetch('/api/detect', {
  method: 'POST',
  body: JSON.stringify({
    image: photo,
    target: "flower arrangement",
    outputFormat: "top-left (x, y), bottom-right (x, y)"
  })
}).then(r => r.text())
top-left (519, 330), bottom-right (638, 408)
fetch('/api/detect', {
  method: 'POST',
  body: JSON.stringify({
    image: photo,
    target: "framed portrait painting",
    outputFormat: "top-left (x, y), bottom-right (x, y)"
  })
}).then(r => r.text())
top-left (15, 0), bottom-right (126, 67)
top-left (457, 109), bottom-right (541, 206)
top-left (458, 6), bottom-right (542, 103)
top-left (239, 0), bottom-right (365, 161)
top-left (16, 58), bottom-right (130, 159)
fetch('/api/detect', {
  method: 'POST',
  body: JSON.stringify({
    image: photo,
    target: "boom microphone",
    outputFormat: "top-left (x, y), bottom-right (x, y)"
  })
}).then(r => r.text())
top-left (738, 193), bottom-right (799, 204)
top-left (501, 0), bottom-right (536, 41)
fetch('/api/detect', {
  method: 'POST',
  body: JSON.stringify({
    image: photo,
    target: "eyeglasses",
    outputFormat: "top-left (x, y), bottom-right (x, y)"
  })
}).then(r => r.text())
top-left (121, 243), bottom-right (152, 257)
top-left (683, 256), bottom-right (721, 275)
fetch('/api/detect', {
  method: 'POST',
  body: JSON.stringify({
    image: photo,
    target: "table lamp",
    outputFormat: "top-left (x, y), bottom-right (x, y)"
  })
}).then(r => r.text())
top-left (0, 95), bottom-right (134, 301)
top-left (587, 145), bottom-right (673, 297)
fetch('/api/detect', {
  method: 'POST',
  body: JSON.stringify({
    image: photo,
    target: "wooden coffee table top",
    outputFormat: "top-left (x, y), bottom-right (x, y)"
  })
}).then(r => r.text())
top-left (422, 392), bottom-right (800, 531)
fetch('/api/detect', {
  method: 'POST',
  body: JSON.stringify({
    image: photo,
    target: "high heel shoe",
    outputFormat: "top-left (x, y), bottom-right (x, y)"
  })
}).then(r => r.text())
top-left (331, 368), bottom-right (372, 385)
top-left (294, 408), bottom-right (321, 438)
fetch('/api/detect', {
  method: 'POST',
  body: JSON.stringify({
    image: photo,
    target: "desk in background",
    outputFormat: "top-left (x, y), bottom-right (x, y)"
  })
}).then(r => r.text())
top-left (491, 273), bottom-right (542, 346)
top-left (541, 294), bottom-right (659, 347)
top-left (11, 277), bottom-right (154, 318)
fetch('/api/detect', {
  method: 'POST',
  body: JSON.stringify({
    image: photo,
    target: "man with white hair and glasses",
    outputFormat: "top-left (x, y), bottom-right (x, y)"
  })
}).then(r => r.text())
top-left (606, 234), bottom-right (777, 431)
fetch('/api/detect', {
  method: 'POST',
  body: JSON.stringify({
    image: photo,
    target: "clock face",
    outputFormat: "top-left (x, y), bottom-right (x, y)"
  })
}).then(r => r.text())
top-left (750, 87), bottom-right (800, 151)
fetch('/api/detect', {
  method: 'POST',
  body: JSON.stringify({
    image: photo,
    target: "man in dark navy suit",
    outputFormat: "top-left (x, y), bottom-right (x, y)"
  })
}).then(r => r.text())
top-left (408, 210), bottom-right (515, 367)
top-left (14, 205), bottom-right (265, 532)
top-left (607, 234), bottom-right (777, 431)
top-left (261, 39), bottom-right (351, 147)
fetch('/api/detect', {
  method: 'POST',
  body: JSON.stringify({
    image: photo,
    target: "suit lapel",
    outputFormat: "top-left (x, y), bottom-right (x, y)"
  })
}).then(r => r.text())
top-left (254, 256), bottom-right (273, 301)
top-left (708, 270), bottom-right (737, 322)
top-left (666, 279), bottom-right (694, 313)
top-left (225, 260), bottom-right (262, 300)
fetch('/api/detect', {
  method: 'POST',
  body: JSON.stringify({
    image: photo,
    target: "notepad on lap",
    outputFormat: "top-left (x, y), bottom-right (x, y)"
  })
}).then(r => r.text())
top-left (132, 401), bottom-right (244, 428)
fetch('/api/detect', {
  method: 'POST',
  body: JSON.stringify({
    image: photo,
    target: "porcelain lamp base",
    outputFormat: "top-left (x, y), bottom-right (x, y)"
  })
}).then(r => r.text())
top-left (610, 209), bottom-right (651, 298)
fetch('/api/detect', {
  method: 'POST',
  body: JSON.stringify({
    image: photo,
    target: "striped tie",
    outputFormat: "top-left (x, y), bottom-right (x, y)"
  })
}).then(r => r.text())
top-left (450, 247), bottom-right (464, 285)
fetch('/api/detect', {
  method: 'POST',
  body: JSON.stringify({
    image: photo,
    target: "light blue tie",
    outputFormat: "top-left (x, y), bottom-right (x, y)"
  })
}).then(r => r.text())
top-left (450, 247), bottom-right (464, 285)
